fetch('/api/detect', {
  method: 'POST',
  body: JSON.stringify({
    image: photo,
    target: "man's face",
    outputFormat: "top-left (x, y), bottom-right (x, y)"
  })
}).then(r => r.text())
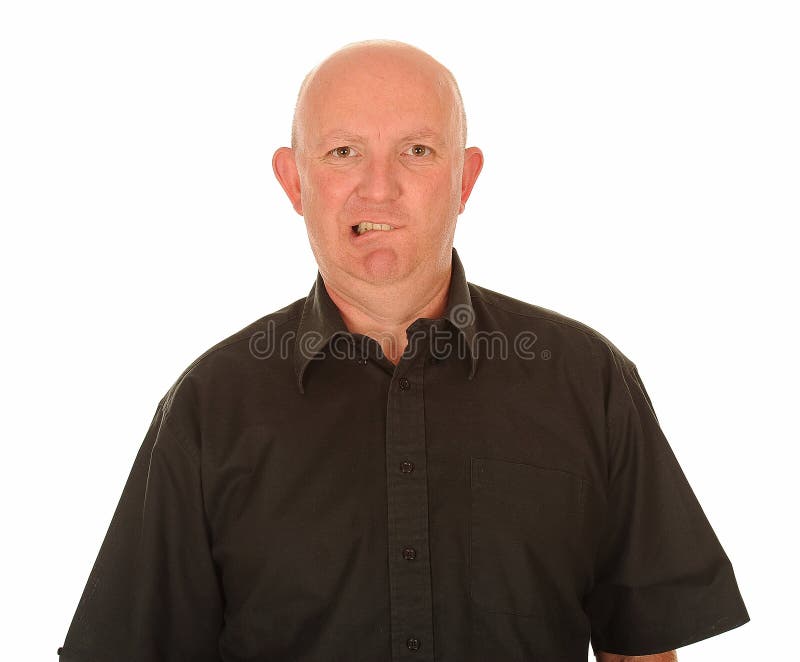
top-left (275, 47), bottom-right (482, 289)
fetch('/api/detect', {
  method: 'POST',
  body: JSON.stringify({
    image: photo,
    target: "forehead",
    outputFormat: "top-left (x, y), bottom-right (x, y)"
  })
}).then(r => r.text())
top-left (301, 49), bottom-right (459, 145)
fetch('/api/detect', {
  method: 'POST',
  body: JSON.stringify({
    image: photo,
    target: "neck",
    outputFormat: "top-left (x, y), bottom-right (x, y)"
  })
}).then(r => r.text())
top-left (323, 264), bottom-right (453, 365)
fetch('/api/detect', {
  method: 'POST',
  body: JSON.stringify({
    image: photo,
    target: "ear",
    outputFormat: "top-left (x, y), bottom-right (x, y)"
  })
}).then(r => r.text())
top-left (459, 147), bottom-right (484, 213)
top-left (272, 147), bottom-right (303, 215)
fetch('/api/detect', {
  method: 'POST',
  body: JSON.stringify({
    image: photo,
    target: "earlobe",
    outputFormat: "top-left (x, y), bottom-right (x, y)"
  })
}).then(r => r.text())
top-left (459, 147), bottom-right (484, 214)
top-left (272, 147), bottom-right (303, 215)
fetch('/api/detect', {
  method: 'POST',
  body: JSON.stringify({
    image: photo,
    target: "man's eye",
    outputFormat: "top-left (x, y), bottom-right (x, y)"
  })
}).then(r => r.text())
top-left (329, 146), bottom-right (359, 158)
top-left (406, 144), bottom-right (432, 157)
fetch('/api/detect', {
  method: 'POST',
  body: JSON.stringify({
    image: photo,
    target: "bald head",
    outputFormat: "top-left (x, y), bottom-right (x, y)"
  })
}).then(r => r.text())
top-left (271, 39), bottom-right (485, 294)
top-left (290, 40), bottom-right (467, 152)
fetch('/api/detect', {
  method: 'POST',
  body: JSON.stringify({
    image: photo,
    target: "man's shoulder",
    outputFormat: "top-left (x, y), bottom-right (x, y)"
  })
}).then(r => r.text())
top-left (160, 295), bottom-right (305, 413)
top-left (468, 282), bottom-right (630, 364)
top-left (200, 296), bottom-right (304, 361)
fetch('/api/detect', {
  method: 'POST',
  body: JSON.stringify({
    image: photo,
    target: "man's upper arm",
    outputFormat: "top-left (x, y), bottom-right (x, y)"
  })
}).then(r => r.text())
top-left (585, 350), bottom-right (749, 653)
top-left (58, 394), bottom-right (225, 661)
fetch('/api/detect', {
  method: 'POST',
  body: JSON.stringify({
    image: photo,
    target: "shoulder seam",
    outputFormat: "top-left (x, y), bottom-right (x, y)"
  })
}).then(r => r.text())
top-left (160, 414), bottom-right (200, 466)
top-left (472, 291), bottom-right (616, 350)
top-left (163, 312), bottom-right (301, 415)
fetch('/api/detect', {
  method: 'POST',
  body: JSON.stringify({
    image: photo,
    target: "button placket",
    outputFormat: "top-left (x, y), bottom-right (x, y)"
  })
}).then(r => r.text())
top-left (385, 357), bottom-right (434, 661)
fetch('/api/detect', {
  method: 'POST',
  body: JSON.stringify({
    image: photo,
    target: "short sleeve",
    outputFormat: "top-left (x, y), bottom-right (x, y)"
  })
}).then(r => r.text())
top-left (58, 395), bottom-right (224, 661)
top-left (585, 352), bottom-right (750, 656)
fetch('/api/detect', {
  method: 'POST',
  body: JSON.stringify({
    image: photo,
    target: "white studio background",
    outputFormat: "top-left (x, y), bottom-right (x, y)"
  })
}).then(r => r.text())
top-left (1, 1), bottom-right (797, 660)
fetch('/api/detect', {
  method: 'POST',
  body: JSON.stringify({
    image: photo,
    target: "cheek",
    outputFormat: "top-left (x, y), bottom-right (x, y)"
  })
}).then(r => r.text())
top-left (303, 171), bottom-right (352, 212)
top-left (406, 169), bottom-right (438, 198)
top-left (417, 168), bottom-right (462, 210)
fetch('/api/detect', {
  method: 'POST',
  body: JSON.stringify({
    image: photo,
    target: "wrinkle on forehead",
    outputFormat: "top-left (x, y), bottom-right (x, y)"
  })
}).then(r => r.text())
top-left (291, 40), bottom-right (467, 152)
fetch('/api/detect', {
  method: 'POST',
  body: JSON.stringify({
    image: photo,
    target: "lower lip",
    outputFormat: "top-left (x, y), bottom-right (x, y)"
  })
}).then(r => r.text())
top-left (349, 227), bottom-right (397, 245)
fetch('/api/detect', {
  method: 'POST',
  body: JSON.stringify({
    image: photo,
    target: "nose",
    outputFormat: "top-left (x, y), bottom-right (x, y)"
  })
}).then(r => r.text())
top-left (356, 154), bottom-right (401, 202)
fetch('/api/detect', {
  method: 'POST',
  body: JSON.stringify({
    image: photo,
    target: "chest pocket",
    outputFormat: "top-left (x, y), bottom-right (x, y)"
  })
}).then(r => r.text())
top-left (469, 457), bottom-right (589, 617)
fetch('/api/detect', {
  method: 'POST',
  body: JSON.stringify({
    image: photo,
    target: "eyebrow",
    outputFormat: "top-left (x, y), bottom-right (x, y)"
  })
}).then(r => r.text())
top-left (317, 132), bottom-right (365, 147)
top-left (399, 129), bottom-right (446, 145)
top-left (316, 128), bottom-right (448, 148)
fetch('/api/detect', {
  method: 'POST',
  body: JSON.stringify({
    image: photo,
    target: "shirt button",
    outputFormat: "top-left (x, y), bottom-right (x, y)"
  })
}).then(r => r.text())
top-left (399, 377), bottom-right (411, 390)
top-left (402, 547), bottom-right (417, 560)
top-left (406, 637), bottom-right (421, 651)
top-left (400, 460), bottom-right (415, 473)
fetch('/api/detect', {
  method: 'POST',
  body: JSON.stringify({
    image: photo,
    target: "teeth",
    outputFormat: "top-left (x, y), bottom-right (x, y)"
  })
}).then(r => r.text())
top-left (356, 221), bottom-right (393, 236)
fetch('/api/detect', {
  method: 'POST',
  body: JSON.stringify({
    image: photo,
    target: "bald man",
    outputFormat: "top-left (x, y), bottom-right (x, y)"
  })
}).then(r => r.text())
top-left (59, 41), bottom-right (748, 662)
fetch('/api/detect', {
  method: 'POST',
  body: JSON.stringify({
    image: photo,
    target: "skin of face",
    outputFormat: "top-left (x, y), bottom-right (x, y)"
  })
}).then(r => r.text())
top-left (273, 43), bottom-right (484, 307)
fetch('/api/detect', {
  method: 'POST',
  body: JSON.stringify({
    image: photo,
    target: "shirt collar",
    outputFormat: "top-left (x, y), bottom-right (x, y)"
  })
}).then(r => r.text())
top-left (293, 246), bottom-right (478, 394)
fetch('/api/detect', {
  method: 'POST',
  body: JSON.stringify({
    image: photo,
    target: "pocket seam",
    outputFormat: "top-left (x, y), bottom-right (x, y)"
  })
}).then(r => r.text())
top-left (471, 457), bottom-right (588, 514)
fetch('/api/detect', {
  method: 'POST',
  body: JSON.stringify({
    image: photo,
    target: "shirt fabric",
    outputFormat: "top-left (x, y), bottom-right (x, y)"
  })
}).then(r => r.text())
top-left (59, 246), bottom-right (749, 661)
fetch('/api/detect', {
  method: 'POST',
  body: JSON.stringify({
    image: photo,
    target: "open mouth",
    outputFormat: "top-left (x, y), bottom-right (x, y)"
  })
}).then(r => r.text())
top-left (352, 221), bottom-right (394, 237)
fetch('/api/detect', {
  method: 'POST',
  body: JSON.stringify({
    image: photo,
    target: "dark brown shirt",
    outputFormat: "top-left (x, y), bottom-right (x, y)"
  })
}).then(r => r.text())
top-left (59, 247), bottom-right (749, 661)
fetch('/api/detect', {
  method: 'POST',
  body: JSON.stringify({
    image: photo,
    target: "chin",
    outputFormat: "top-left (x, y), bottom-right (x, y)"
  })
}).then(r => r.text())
top-left (359, 250), bottom-right (405, 283)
